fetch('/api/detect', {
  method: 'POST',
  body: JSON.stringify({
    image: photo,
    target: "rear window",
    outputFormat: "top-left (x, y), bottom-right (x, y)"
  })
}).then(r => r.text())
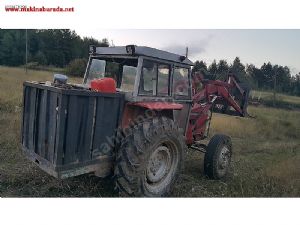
top-left (84, 58), bottom-right (138, 91)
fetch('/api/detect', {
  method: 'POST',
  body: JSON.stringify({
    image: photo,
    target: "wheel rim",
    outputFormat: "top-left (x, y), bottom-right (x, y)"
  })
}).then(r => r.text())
top-left (217, 146), bottom-right (231, 175)
top-left (145, 141), bottom-right (179, 193)
top-left (146, 146), bottom-right (171, 183)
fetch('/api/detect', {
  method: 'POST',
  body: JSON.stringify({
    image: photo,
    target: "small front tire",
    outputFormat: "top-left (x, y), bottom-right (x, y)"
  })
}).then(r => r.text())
top-left (204, 134), bottom-right (232, 179)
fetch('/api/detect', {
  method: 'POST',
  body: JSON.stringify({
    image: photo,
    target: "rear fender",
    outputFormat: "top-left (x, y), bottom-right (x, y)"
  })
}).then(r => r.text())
top-left (121, 102), bottom-right (183, 129)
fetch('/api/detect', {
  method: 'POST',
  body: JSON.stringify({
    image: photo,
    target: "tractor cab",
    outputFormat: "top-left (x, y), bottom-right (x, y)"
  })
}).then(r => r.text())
top-left (83, 45), bottom-right (195, 133)
top-left (84, 45), bottom-right (194, 101)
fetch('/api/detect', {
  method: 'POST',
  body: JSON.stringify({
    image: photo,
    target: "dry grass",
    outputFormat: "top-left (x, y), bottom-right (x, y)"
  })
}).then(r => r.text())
top-left (0, 66), bottom-right (81, 108)
top-left (251, 90), bottom-right (300, 104)
top-left (251, 90), bottom-right (300, 109)
top-left (171, 105), bottom-right (300, 197)
top-left (0, 66), bottom-right (299, 197)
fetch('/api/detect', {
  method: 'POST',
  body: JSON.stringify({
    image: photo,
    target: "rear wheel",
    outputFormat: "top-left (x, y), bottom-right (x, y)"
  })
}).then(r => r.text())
top-left (204, 134), bottom-right (232, 179)
top-left (115, 117), bottom-right (187, 197)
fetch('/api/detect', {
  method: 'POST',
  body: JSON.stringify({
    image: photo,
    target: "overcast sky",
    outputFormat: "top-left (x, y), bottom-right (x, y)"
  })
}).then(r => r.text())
top-left (76, 29), bottom-right (300, 74)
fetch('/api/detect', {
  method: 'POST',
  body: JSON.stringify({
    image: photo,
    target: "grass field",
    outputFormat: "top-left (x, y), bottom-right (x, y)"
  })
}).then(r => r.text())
top-left (250, 89), bottom-right (300, 109)
top-left (0, 66), bottom-right (299, 197)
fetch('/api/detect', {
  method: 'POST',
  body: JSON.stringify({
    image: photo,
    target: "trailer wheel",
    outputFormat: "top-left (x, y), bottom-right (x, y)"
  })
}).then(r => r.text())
top-left (204, 134), bottom-right (232, 179)
top-left (115, 117), bottom-right (187, 197)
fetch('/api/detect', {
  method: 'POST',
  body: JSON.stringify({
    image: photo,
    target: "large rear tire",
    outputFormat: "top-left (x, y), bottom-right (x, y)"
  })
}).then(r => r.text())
top-left (204, 134), bottom-right (232, 179)
top-left (114, 117), bottom-right (187, 197)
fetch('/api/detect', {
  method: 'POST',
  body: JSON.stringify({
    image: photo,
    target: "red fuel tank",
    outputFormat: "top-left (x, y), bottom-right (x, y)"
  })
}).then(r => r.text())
top-left (90, 78), bottom-right (116, 93)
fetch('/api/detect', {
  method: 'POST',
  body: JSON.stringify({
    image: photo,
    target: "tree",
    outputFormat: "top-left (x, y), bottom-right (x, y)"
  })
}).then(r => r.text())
top-left (0, 31), bottom-right (15, 65)
top-left (193, 60), bottom-right (207, 73)
top-left (246, 64), bottom-right (262, 89)
top-left (291, 73), bottom-right (300, 96)
top-left (230, 57), bottom-right (247, 82)
top-left (208, 60), bottom-right (218, 80)
top-left (260, 62), bottom-right (274, 90)
top-left (276, 66), bottom-right (291, 93)
top-left (216, 60), bottom-right (229, 80)
top-left (32, 51), bottom-right (47, 65)
top-left (0, 29), bottom-right (109, 68)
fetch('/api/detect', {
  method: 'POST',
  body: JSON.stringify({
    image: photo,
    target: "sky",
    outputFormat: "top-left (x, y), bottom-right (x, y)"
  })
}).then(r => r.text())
top-left (76, 29), bottom-right (300, 74)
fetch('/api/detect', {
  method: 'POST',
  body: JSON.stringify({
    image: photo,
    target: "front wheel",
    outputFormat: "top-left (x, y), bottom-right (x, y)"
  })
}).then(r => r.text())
top-left (204, 134), bottom-right (232, 179)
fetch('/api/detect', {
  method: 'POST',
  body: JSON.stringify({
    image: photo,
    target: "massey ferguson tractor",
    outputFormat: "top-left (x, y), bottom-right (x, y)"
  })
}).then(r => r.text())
top-left (21, 45), bottom-right (250, 197)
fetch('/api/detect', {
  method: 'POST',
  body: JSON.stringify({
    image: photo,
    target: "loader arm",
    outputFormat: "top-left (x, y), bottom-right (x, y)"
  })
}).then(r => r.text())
top-left (186, 72), bottom-right (249, 144)
top-left (192, 73), bottom-right (246, 116)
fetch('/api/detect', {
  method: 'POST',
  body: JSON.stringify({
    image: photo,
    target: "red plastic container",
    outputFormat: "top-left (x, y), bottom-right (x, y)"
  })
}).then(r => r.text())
top-left (90, 78), bottom-right (116, 93)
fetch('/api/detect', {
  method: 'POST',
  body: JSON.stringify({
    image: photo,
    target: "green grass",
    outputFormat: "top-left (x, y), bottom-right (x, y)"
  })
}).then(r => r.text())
top-left (250, 90), bottom-right (300, 109)
top-left (0, 66), bottom-right (299, 197)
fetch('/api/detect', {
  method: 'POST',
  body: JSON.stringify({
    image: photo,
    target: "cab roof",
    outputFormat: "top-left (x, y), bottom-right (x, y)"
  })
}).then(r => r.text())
top-left (95, 45), bottom-right (194, 66)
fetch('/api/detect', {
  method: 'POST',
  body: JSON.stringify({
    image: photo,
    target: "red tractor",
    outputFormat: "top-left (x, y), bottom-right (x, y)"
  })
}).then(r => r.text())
top-left (21, 45), bottom-right (249, 197)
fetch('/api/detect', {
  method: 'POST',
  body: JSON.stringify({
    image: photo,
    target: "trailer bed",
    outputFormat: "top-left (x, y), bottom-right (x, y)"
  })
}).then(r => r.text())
top-left (21, 82), bottom-right (125, 178)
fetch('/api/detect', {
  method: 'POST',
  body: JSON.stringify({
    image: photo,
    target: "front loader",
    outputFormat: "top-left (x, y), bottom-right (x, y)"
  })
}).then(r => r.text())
top-left (21, 45), bottom-right (250, 196)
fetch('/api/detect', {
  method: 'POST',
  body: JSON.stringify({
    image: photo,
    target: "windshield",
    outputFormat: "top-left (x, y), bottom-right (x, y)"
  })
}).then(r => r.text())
top-left (84, 57), bottom-right (138, 92)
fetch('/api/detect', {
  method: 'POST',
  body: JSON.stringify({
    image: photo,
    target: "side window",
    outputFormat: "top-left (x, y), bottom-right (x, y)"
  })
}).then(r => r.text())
top-left (120, 66), bottom-right (137, 92)
top-left (173, 67), bottom-right (189, 96)
top-left (157, 64), bottom-right (170, 96)
top-left (139, 60), bottom-right (156, 95)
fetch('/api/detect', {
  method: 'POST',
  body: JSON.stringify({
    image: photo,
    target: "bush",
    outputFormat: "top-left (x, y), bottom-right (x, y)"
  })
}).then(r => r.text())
top-left (65, 58), bottom-right (87, 77)
top-left (23, 62), bottom-right (66, 74)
